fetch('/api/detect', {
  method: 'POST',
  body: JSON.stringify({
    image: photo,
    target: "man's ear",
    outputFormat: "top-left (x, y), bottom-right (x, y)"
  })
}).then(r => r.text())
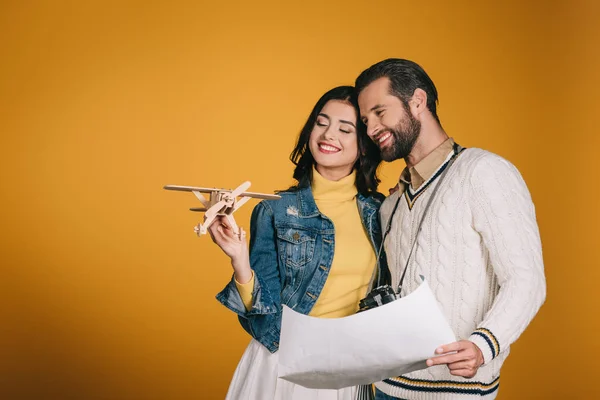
top-left (409, 88), bottom-right (428, 119)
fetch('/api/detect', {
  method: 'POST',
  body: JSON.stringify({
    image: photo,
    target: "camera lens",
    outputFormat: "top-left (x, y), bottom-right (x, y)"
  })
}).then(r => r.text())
top-left (357, 285), bottom-right (397, 312)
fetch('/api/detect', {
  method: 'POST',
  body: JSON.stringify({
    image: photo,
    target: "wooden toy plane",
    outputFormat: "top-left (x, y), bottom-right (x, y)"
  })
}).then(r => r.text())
top-left (164, 181), bottom-right (281, 236)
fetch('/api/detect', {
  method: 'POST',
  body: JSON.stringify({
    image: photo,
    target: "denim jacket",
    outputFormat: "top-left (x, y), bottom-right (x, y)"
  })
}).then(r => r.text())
top-left (215, 185), bottom-right (387, 353)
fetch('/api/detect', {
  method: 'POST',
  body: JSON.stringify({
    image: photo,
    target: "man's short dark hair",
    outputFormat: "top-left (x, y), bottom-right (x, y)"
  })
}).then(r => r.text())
top-left (355, 58), bottom-right (440, 124)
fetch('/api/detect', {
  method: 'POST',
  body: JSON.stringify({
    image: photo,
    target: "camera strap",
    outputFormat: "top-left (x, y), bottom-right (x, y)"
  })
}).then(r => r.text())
top-left (381, 142), bottom-right (464, 295)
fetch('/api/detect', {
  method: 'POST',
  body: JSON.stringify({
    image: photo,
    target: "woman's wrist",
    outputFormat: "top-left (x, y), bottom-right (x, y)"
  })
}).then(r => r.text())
top-left (232, 257), bottom-right (253, 284)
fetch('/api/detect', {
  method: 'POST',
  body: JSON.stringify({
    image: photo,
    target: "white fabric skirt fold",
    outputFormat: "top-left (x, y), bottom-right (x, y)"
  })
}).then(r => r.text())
top-left (226, 339), bottom-right (357, 400)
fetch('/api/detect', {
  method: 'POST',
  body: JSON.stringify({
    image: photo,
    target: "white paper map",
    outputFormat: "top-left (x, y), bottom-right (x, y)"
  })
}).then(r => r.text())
top-left (277, 281), bottom-right (456, 389)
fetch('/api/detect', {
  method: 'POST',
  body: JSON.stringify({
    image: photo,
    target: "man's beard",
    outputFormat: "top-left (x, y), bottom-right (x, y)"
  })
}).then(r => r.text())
top-left (380, 114), bottom-right (421, 162)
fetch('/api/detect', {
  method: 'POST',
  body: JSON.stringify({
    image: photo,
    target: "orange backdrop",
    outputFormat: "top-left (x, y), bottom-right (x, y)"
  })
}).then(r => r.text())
top-left (1, 1), bottom-right (598, 399)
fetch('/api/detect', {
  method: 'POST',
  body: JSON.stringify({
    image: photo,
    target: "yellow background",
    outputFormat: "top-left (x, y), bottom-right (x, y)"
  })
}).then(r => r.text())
top-left (1, 1), bottom-right (598, 399)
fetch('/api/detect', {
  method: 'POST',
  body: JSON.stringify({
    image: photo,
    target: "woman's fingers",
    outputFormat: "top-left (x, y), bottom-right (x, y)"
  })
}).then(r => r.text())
top-left (218, 222), bottom-right (237, 239)
top-left (207, 217), bottom-right (222, 242)
top-left (208, 216), bottom-right (245, 244)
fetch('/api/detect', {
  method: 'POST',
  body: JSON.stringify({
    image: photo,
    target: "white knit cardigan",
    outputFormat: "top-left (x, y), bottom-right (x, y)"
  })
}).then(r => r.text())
top-left (376, 148), bottom-right (546, 400)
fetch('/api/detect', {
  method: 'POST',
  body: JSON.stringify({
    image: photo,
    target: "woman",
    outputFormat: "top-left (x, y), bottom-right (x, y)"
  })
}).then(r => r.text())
top-left (211, 86), bottom-right (386, 399)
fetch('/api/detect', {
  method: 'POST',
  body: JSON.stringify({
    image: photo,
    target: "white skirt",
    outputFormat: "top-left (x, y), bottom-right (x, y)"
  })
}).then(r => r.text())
top-left (226, 339), bottom-right (358, 400)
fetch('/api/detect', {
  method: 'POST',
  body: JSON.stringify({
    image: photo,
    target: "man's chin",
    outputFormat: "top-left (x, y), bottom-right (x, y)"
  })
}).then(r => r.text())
top-left (381, 148), bottom-right (402, 162)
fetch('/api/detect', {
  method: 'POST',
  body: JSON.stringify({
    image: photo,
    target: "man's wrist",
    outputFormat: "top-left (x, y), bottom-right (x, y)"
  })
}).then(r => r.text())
top-left (475, 345), bottom-right (484, 366)
top-left (468, 328), bottom-right (500, 365)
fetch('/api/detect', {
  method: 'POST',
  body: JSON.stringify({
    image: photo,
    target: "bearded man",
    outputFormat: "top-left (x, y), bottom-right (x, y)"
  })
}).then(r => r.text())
top-left (355, 59), bottom-right (546, 400)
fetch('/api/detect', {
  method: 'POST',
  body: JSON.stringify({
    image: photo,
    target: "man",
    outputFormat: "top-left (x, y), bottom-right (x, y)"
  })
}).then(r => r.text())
top-left (355, 59), bottom-right (546, 399)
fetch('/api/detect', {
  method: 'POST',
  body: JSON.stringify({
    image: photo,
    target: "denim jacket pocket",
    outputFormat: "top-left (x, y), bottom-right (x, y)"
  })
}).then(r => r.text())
top-left (277, 228), bottom-right (316, 268)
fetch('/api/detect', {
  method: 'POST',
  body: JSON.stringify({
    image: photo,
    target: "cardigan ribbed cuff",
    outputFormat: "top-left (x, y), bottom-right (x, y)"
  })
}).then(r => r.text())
top-left (469, 328), bottom-right (500, 364)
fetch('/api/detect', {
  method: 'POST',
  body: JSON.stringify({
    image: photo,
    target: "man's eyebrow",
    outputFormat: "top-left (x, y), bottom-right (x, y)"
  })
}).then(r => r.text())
top-left (370, 104), bottom-right (385, 112)
top-left (339, 119), bottom-right (356, 128)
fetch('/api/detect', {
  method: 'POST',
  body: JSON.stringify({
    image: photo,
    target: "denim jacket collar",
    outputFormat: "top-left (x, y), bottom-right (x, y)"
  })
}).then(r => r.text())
top-left (297, 186), bottom-right (321, 217)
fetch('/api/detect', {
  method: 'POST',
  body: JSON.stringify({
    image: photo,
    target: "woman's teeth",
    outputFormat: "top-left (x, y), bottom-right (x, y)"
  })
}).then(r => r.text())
top-left (319, 144), bottom-right (340, 152)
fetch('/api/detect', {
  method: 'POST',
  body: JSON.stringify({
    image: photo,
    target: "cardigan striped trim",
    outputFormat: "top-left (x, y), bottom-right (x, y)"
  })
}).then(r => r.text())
top-left (381, 375), bottom-right (500, 396)
top-left (404, 156), bottom-right (452, 210)
top-left (472, 328), bottom-right (500, 359)
top-left (403, 147), bottom-right (465, 210)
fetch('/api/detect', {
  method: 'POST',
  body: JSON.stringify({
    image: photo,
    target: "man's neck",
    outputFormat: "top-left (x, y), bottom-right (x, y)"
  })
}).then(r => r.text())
top-left (405, 125), bottom-right (448, 168)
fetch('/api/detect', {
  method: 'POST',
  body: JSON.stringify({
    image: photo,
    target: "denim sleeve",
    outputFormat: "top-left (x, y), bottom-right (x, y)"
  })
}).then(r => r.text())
top-left (215, 201), bottom-right (282, 352)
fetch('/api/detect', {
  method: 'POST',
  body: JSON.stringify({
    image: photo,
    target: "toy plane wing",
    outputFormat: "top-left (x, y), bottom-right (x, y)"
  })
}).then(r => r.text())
top-left (163, 185), bottom-right (280, 200)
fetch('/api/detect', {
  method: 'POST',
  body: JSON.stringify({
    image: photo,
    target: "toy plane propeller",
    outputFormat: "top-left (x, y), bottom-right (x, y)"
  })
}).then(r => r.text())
top-left (164, 181), bottom-right (281, 236)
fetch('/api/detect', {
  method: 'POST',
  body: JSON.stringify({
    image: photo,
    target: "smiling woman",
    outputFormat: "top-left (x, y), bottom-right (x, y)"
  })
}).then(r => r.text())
top-left (309, 100), bottom-right (360, 180)
top-left (206, 86), bottom-right (387, 399)
top-left (289, 86), bottom-right (382, 196)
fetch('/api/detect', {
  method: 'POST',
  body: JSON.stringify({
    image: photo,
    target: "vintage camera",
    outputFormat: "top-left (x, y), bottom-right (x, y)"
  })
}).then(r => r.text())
top-left (357, 285), bottom-right (398, 312)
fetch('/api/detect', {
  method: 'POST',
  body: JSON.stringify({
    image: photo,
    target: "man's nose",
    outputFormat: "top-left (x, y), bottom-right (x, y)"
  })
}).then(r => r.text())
top-left (367, 121), bottom-right (381, 139)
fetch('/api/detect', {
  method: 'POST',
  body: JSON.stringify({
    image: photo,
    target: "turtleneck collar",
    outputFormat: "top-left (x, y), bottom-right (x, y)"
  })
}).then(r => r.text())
top-left (311, 166), bottom-right (357, 202)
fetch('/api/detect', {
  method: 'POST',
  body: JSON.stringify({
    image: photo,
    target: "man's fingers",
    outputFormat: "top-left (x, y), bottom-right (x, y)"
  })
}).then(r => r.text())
top-left (448, 369), bottom-right (476, 378)
top-left (427, 341), bottom-right (475, 366)
top-left (428, 340), bottom-right (483, 378)
top-left (435, 341), bottom-right (465, 355)
top-left (448, 361), bottom-right (473, 371)
top-left (426, 352), bottom-right (465, 367)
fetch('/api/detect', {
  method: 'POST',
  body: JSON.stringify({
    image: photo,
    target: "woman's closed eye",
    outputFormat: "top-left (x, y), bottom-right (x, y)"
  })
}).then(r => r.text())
top-left (339, 122), bottom-right (354, 134)
top-left (316, 118), bottom-right (328, 127)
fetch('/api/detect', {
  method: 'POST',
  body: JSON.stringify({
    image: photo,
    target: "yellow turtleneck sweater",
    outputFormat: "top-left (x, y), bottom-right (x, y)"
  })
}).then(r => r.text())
top-left (235, 168), bottom-right (376, 318)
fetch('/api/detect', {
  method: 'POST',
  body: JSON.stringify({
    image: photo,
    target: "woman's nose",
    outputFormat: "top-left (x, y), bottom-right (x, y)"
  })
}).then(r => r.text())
top-left (322, 125), bottom-right (336, 140)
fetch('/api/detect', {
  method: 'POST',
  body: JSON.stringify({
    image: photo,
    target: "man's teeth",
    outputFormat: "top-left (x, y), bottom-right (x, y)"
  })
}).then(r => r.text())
top-left (379, 132), bottom-right (392, 143)
top-left (320, 144), bottom-right (340, 152)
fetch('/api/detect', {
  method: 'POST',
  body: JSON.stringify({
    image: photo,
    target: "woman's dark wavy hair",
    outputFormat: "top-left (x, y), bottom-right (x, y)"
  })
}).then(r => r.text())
top-left (287, 86), bottom-right (382, 196)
